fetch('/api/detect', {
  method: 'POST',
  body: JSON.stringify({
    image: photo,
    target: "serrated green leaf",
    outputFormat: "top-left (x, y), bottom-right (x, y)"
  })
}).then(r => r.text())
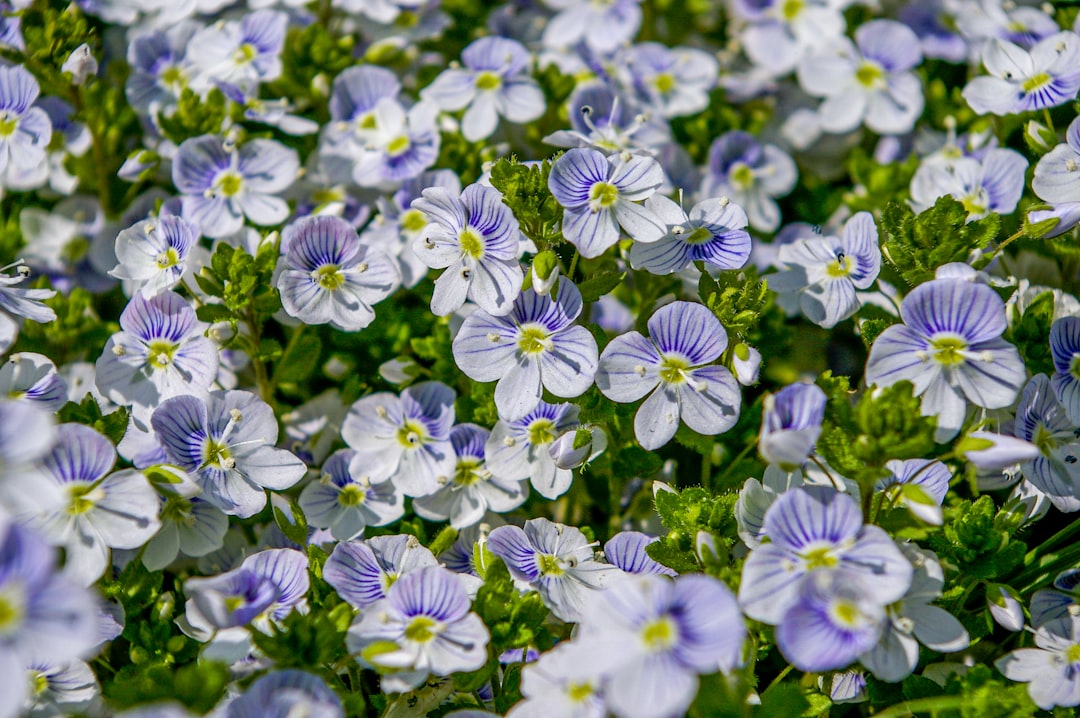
top-left (577, 271), bottom-right (625, 302)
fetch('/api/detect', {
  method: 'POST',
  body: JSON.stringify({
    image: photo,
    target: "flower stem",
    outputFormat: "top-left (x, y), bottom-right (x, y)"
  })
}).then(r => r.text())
top-left (872, 695), bottom-right (967, 718)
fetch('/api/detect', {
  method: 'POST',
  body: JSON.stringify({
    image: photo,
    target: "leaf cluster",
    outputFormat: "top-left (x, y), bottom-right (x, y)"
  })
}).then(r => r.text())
top-left (816, 374), bottom-right (937, 490)
top-left (266, 22), bottom-right (356, 114)
top-left (17, 286), bottom-right (116, 364)
top-left (489, 156), bottom-right (563, 248)
top-left (156, 88), bottom-right (228, 146)
top-left (58, 394), bottom-right (129, 444)
top-left (928, 496), bottom-right (1026, 580)
top-left (698, 267), bottom-right (769, 344)
top-left (1005, 290), bottom-right (1055, 377)
top-left (196, 241), bottom-right (282, 322)
top-left (880, 196), bottom-right (1000, 286)
top-left (647, 485), bottom-right (739, 583)
top-left (844, 147), bottom-right (920, 214)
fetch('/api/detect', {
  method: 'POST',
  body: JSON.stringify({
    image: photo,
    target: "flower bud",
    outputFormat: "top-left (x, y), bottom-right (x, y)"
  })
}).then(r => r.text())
top-left (61, 43), bottom-right (98, 85)
top-left (958, 431), bottom-right (1040, 471)
top-left (1025, 119), bottom-right (1057, 154)
top-left (378, 356), bottom-right (421, 385)
top-left (732, 342), bottom-right (761, 386)
top-left (549, 425), bottom-right (607, 470)
top-left (987, 583), bottom-right (1025, 632)
top-left (530, 250), bottom-right (560, 296)
top-left (118, 149), bottom-right (158, 182)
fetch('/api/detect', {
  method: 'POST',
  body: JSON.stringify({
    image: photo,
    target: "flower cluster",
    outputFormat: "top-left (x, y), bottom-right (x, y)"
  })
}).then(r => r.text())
top-left (2, 0), bottom-right (1080, 715)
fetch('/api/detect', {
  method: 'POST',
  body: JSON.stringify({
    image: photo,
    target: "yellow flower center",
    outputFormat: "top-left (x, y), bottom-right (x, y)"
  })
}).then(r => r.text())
top-left (396, 420), bottom-right (427, 448)
top-left (338, 484), bottom-right (366, 507)
top-left (567, 681), bottom-right (595, 703)
top-left (780, 0), bottom-right (804, 21)
top-left (518, 325), bottom-right (551, 355)
top-left (641, 616), bottom-right (678, 650)
top-left (855, 61), bottom-right (885, 88)
top-left (1070, 354), bottom-right (1080, 381)
top-left (729, 162), bottom-right (754, 191)
top-left (801, 546), bottom-right (838, 570)
top-left (658, 355), bottom-right (690, 384)
top-left (0, 112), bottom-right (18, 137)
top-left (395, 9), bottom-right (418, 27)
top-left (404, 615), bottom-right (439, 642)
top-left (147, 339), bottom-right (178, 369)
top-left (401, 209), bottom-right (428, 233)
top-left (0, 584), bottom-right (24, 635)
top-left (1022, 72), bottom-right (1052, 93)
top-left (234, 43), bottom-right (257, 64)
top-left (161, 496), bottom-right (196, 526)
top-left (215, 172), bottom-right (243, 198)
top-left (830, 599), bottom-right (862, 627)
top-left (386, 135), bottom-right (411, 157)
top-left (315, 264), bottom-right (345, 291)
top-left (826, 254), bottom-right (851, 278)
top-left (31, 670), bottom-right (48, 696)
top-left (156, 247), bottom-right (181, 269)
top-left (538, 553), bottom-right (565, 576)
top-left (961, 190), bottom-right (988, 216)
top-left (527, 418), bottom-right (557, 446)
top-left (1033, 424), bottom-right (1057, 455)
top-left (476, 71), bottom-right (502, 91)
top-left (67, 483), bottom-right (105, 515)
top-left (454, 457), bottom-right (484, 487)
top-left (589, 181), bottom-right (619, 209)
top-left (930, 335), bottom-right (968, 366)
top-left (160, 66), bottom-right (186, 89)
top-left (204, 439), bottom-right (233, 469)
top-left (1066, 643), bottom-right (1080, 664)
top-left (653, 72), bottom-right (675, 94)
top-left (459, 228), bottom-right (484, 259)
top-left (683, 226), bottom-right (713, 245)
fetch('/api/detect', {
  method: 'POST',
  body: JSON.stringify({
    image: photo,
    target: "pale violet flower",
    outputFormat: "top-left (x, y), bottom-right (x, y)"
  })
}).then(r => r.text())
top-left (700, 131), bottom-right (796, 233)
top-left (412, 423), bottom-right (527, 529)
top-left (1052, 317), bottom-right (1080, 424)
top-left (324, 534), bottom-right (438, 609)
top-left (422, 36), bottom-right (544, 142)
top-left (859, 546), bottom-right (968, 681)
top-left (347, 98), bottom-right (440, 188)
top-left (622, 42), bottom-right (718, 118)
top-left (412, 183), bottom-right (523, 317)
top-left (0, 261), bottom-right (56, 354)
top-left (186, 10), bottom-right (287, 93)
top-left (487, 517), bottom-right (621, 623)
top-left (452, 280), bottom-right (598, 421)
top-left (173, 135), bottom-right (299, 239)
top-left (298, 448), bottom-right (404, 542)
top-left (0, 65), bottom-right (51, 180)
top-left (0, 351), bottom-right (67, 412)
top-left (864, 277), bottom-right (1026, 441)
top-left (875, 459), bottom-right (951, 525)
top-left (1031, 116), bottom-right (1080, 238)
top-left (151, 390), bottom-right (308, 518)
top-left (596, 301), bottom-right (741, 450)
top-left (771, 212), bottom-right (880, 328)
top-left (603, 531), bottom-right (675, 577)
top-left (541, 0), bottom-right (643, 53)
top-left (997, 615), bottom-right (1080, 710)
top-left (548, 147), bottom-right (666, 259)
top-left (797, 20), bottom-right (925, 136)
top-left (628, 195), bottom-right (751, 275)
top-left (277, 215), bottom-right (400, 331)
top-left (340, 381), bottom-right (456, 498)
top-left (574, 573), bottom-right (745, 718)
top-left (733, 0), bottom-right (846, 78)
top-left (95, 291), bottom-right (218, 419)
top-left (910, 148), bottom-right (1028, 220)
top-left (110, 214), bottom-right (197, 296)
top-left (508, 642), bottom-right (607, 718)
top-left (738, 486), bottom-right (913, 626)
top-left (11, 424), bottom-right (161, 585)
top-left (1013, 374), bottom-right (1080, 513)
top-left (758, 381), bottom-right (827, 470)
top-left (963, 32), bottom-right (1080, 116)
top-left (346, 565), bottom-right (489, 693)
top-left (226, 671), bottom-right (341, 718)
top-left (485, 401), bottom-right (582, 500)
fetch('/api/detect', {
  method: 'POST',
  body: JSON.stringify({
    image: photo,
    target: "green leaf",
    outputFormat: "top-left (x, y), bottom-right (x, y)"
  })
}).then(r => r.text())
top-left (880, 196), bottom-right (1001, 286)
top-left (275, 331), bottom-right (322, 384)
top-left (1006, 290), bottom-right (1055, 376)
top-left (57, 395), bottom-right (129, 445)
top-left (272, 499), bottom-right (309, 546)
top-left (577, 271), bottom-right (626, 302)
top-left (156, 88), bottom-right (227, 145)
top-left (698, 267), bottom-right (769, 341)
top-left (104, 661), bottom-right (230, 714)
top-left (195, 304), bottom-right (234, 324)
top-left (759, 682), bottom-right (810, 717)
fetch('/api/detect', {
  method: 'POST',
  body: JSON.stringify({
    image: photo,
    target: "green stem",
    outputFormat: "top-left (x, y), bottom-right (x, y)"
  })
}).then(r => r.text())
top-left (1043, 108), bottom-right (1055, 135)
top-left (1024, 517), bottom-right (1080, 565)
top-left (713, 440), bottom-right (756, 488)
top-left (986, 228), bottom-right (1026, 262)
top-left (763, 663), bottom-right (795, 695)
top-left (872, 695), bottom-right (967, 718)
top-left (267, 323), bottom-right (306, 395)
top-left (567, 250), bottom-right (580, 282)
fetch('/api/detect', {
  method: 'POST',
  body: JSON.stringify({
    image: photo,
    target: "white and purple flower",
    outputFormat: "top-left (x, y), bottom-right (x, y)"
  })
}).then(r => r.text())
top-left (700, 131), bottom-right (796, 233)
top-left (412, 183), bottom-right (524, 316)
top-left (452, 280), bottom-right (598, 421)
top-left (596, 301), bottom-right (741, 450)
top-left (548, 147), bottom-right (666, 259)
top-left (963, 32), bottom-right (1080, 116)
top-left (628, 195), bottom-right (751, 275)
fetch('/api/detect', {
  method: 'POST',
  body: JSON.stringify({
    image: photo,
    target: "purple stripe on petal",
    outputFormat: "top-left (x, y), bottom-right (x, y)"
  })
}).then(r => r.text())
top-left (388, 565), bottom-right (470, 623)
top-left (43, 423), bottom-right (116, 484)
